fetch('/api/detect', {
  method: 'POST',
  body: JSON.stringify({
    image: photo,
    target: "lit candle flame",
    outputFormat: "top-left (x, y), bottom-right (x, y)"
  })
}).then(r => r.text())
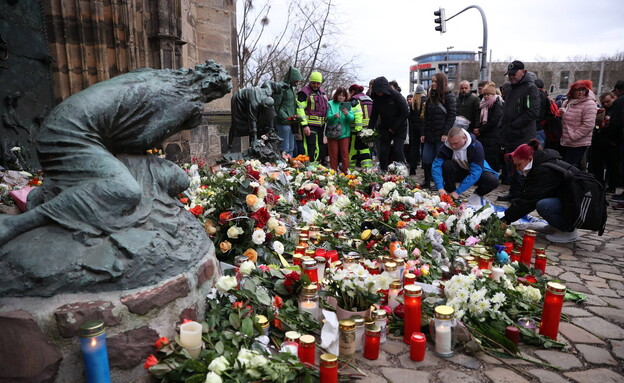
top-left (90, 338), bottom-right (97, 347)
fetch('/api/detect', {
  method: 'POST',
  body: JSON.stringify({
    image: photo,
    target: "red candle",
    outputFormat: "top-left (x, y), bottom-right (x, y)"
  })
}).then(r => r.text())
top-left (505, 326), bottom-right (519, 345)
top-left (379, 289), bottom-right (389, 306)
top-left (520, 230), bottom-right (537, 266)
top-left (477, 255), bottom-right (490, 270)
top-left (302, 260), bottom-right (319, 283)
top-left (319, 353), bottom-right (338, 383)
top-left (363, 326), bottom-right (381, 360)
top-left (294, 246), bottom-right (305, 256)
top-left (510, 249), bottom-right (521, 263)
top-left (403, 284), bottom-right (422, 344)
top-left (534, 253), bottom-right (547, 275)
top-left (326, 250), bottom-right (339, 263)
top-left (524, 274), bottom-right (537, 284)
top-left (410, 332), bottom-right (426, 361)
top-left (504, 242), bottom-right (514, 254)
top-left (293, 253), bottom-right (303, 266)
top-left (403, 272), bottom-right (416, 286)
top-left (315, 248), bottom-right (327, 259)
top-left (539, 282), bottom-right (566, 340)
top-left (298, 335), bottom-right (315, 365)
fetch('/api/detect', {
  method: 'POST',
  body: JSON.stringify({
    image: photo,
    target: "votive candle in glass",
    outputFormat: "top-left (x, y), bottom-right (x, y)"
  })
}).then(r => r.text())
top-left (504, 241), bottom-right (514, 254)
top-left (338, 319), bottom-right (356, 366)
top-left (403, 284), bottom-right (422, 344)
top-left (363, 325), bottom-right (381, 360)
top-left (298, 334), bottom-right (315, 364)
top-left (315, 256), bottom-right (327, 282)
top-left (319, 353), bottom-right (338, 383)
top-left (298, 284), bottom-right (319, 320)
top-left (409, 332), bottom-right (426, 361)
top-left (302, 259), bottom-right (319, 283)
top-left (517, 317), bottom-right (537, 331)
top-left (326, 249), bottom-right (339, 264)
top-left (255, 315), bottom-right (269, 336)
top-left (79, 320), bottom-right (111, 383)
top-left (351, 315), bottom-right (365, 352)
top-left (520, 229), bottom-right (537, 266)
top-left (433, 305), bottom-right (456, 358)
top-left (478, 255), bottom-right (490, 270)
top-left (534, 249), bottom-right (547, 275)
top-left (403, 272), bottom-right (416, 286)
top-left (388, 280), bottom-right (402, 310)
top-left (539, 282), bottom-right (566, 340)
top-left (505, 326), bottom-right (520, 345)
top-left (510, 249), bottom-right (521, 263)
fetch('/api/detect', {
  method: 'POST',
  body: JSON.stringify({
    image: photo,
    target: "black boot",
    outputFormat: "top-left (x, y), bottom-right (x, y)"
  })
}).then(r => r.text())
top-left (420, 163), bottom-right (432, 189)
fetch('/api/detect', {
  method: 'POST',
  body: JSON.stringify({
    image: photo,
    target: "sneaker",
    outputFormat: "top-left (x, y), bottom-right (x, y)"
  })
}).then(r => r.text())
top-left (545, 229), bottom-right (579, 243)
top-left (611, 193), bottom-right (624, 202)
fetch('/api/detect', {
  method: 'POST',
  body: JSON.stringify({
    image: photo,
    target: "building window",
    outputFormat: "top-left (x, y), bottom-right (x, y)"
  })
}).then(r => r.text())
top-left (560, 71), bottom-right (570, 89)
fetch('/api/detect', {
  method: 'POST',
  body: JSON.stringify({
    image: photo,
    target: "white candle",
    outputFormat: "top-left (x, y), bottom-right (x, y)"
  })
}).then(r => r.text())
top-left (180, 321), bottom-right (203, 348)
top-left (299, 300), bottom-right (318, 319)
top-left (435, 323), bottom-right (452, 355)
top-left (491, 267), bottom-right (504, 282)
top-left (280, 341), bottom-right (299, 355)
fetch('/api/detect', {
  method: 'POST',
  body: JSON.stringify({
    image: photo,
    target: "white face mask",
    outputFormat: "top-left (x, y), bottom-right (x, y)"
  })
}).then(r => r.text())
top-left (521, 159), bottom-right (533, 176)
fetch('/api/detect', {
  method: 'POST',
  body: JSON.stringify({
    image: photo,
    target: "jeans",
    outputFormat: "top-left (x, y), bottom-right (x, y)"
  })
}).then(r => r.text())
top-left (536, 197), bottom-right (570, 231)
top-left (535, 130), bottom-right (546, 146)
top-left (422, 141), bottom-right (444, 165)
top-left (276, 124), bottom-right (295, 156)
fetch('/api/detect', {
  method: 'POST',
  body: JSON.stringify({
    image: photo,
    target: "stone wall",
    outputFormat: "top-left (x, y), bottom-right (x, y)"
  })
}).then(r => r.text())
top-left (0, 248), bottom-right (220, 383)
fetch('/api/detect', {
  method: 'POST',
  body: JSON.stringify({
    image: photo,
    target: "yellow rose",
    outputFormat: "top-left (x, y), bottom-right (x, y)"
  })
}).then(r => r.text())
top-left (243, 248), bottom-right (258, 263)
top-left (274, 225), bottom-right (287, 236)
top-left (219, 241), bottom-right (232, 253)
top-left (246, 194), bottom-right (258, 207)
top-left (361, 229), bottom-right (372, 240)
top-left (204, 219), bottom-right (217, 235)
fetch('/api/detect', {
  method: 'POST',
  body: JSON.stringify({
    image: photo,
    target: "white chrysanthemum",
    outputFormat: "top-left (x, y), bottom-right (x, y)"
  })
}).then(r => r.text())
top-left (273, 241), bottom-right (284, 255)
top-left (491, 292), bottom-right (507, 305)
top-left (470, 288), bottom-right (487, 303)
top-left (252, 230), bottom-right (266, 245)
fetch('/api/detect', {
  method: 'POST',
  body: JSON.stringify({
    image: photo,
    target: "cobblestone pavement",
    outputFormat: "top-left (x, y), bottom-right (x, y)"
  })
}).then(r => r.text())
top-left (350, 179), bottom-right (624, 383)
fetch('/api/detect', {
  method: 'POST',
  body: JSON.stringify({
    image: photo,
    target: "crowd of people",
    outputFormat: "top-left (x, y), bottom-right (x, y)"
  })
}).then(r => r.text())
top-left (271, 62), bottom-right (624, 243)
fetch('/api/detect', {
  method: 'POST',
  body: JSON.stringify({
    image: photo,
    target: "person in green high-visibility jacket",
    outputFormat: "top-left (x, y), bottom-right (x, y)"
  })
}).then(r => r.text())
top-left (347, 84), bottom-right (373, 168)
top-left (296, 71), bottom-right (329, 165)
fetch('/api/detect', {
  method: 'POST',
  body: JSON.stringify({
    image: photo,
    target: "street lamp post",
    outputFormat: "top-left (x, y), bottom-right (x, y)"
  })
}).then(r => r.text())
top-left (446, 46), bottom-right (454, 76)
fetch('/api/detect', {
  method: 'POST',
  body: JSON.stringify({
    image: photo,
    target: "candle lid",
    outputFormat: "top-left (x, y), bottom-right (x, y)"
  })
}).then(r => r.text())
top-left (305, 249), bottom-right (316, 256)
top-left (255, 315), bottom-right (269, 326)
top-left (339, 319), bottom-right (355, 331)
top-left (404, 284), bottom-right (422, 297)
top-left (364, 318), bottom-right (375, 327)
top-left (511, 249), bottom-right (521, 254)
top-left (524, 229), bottom-right (537, 237)
top-left (79, 320), bottom-right (105, 338)
top-left (301, 226), bottom-right (310, 231)
top-left (302, 259), bottom-right (317, 269)
top-left (350, 314), bottom-right (365, 326)
top-left (463, 255), bottom-right (474, 262)
top-left (284, 331), bottom-right (301, 342)
top-left (302, 283), bottom-right (318, 295)
top-left (404, 272), bottom-right (416, 281)
top-left (314, 256), bottom-right (326, 263)
top-left (320, 353), bottom-right (337, 363)
top-left (384, 261), bottom-right (397, 271)
top-left (343, 255), bottom-right (356, 264)
top-left (299, 334), bottom-right (315, 345)
top-left (365, 325), bottom-right (381, 335)
top-left (390, 280), bottom-right (401, 289)
top-left (546, 281), bottom-right (566, 294)
top-left (290, 209), bottom-right (299, 215)
top-left (309, 225), bottom-right (320, 231)
top-left (534, 247), bottom-right (546, 254)
top-left (434, 305), bottom-right (454, 319)
top-left (372, 309), bottom-right (387, 320)
top-left (323, 228), bottom-right (333, 233)
top-left (536, 253), bottom-right (547, 259)
top-left (410, 332), bottom-right (426, 341)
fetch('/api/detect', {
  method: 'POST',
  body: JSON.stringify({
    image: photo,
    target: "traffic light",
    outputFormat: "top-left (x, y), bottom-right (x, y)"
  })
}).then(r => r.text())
top-left (434, 8), bottom-right (446, 34)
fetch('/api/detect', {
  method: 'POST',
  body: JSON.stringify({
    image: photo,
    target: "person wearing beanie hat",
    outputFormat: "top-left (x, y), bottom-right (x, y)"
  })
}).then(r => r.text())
top-left (475, 82), bottom-right (503, 172)
top-left (296, 71), bottom-right (329, 164)
top-left (502, 139), bottom-right (579, 243)
top-left (559, 79), bottom-right (597, 169)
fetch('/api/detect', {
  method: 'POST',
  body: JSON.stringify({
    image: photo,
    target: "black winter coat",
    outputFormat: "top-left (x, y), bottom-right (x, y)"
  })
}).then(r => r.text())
top-left (369, 77), bottom-right (408, 140)
top-left (408, 96), bottom-right (426, 142)
top-left (422, 91), bottom-right (457, 142)
top-left (457, 93), bottom-right (480, 131)
top-left (503, 149), bottom-right (566, 224)
top-left (501, 73), bottom-right (540, 150)
top-left (477, 97), bottom-right (503, 147)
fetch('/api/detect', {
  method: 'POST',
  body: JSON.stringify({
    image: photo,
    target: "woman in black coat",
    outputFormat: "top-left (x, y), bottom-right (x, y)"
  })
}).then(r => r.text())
top-left (420, 72), bottom-right (456, 188)
top-left (474, 82), bottom-right (503, 173)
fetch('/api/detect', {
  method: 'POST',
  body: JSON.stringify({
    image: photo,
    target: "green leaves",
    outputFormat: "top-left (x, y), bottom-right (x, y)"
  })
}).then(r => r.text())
top-left (241, 317), bottom-right (254, 337)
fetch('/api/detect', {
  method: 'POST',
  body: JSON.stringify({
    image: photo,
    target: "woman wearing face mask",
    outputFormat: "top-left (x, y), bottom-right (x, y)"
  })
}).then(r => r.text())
top-left (501, 139), bottom-right (579, 243)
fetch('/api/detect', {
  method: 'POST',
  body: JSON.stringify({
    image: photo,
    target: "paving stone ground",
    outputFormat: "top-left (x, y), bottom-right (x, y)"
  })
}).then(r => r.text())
top-left (351, 179), bottom-right (624, 382)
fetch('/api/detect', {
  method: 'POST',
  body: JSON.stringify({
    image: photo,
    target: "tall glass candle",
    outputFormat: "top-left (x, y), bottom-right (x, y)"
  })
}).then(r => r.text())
top-left (315, 256), bottom-right (327, 282)
top-left (319, 353), bottom-right (338, 383)
top-left (372, 309), bottom-right (387, 344)
top-left (534, 250), bottom-right (547, 275)
top-left (388, 280), bottom-right (402, 310)
top-left (79, 320), bottom-right (111, 383)
top-left (302, 259), bottom-right (319, 283)
top-left (298, 334), bottom-right (315, 364)
top-left (403, 284), bottom-right (422, 344)
top-left (299, 284), bottom-right (319, 320)
top-left (409, 332), bottom-right (426, 361)
top-left (504, 241), bottom-right (514, 254)
top-left (539, 282), bottom-right (566, 340)
top-left (520, 230), bottom-right (537, 266)
top-left (350, 315), bottom-right (365, 352)
top-left (338, 320), bottom-right (356, 366)
top-left (433, 305), bottom-right (456, 358)
top-left (477, 255), bottom-right (490, 270)
top-left (510, 249), bottom-right (521, 263)
top-left (363, 325), bottom-right (381, 360)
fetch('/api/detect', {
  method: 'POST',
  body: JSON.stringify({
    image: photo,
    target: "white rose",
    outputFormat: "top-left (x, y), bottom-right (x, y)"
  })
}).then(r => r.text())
top-left (208, 356), bottom-right (230, 375)
top-left (266, 217), bottom-right (279, 231)
top-left (252, 230), bottom-right (266, 245)
top-left (273, 241), bottom-right (284, 255)
top-left (239, 260), bottom-right (256, 275)
top-left (227, 226), bottom-right (244, 239)
top-left (205, 372), bottom-right (223, 383)
top-left (257, 186), bottom-right (267, 199)
top-left (249, 354), bottom-right (268, 368)
top-left (215, 276), bottom-right (237, 293)
top-left (236, 348), bottom-right (254, 367)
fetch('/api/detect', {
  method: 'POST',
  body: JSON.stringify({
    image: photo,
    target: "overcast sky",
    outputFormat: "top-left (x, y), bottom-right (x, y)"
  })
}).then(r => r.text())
top-left (264, 0), bottom-right (623, 94)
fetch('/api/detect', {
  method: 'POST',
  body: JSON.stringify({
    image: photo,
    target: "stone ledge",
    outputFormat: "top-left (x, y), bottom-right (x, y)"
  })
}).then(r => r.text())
top-left (121, 276), bottom-right (190, 315)
top-left (54, 300), bottom-right (121, 338)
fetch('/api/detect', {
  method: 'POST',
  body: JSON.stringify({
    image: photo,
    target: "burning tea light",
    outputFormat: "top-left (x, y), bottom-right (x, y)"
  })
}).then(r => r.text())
top-left (517, 317), bottom-right (537, 331)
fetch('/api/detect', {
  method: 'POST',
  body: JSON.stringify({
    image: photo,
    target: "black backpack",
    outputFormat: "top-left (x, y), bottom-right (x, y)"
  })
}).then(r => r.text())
top-left (542, 94), bottom-right (563, 143)
top-left (543, 162), bottom-right (607, 235)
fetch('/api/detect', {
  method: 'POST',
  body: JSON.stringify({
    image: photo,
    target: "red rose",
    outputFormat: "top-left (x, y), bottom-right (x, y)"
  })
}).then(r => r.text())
top-left (233, 301), bottom-right (244, 309)
top-left (438, 223), bottom-right (447, 233)
top-left (154, 337), bottom-right (169, 349)
top-left (219, 211), bottom-right (233, 224)
top-left (189, 205), bottom-right (204, 217)
top-left (393, 304), bottom-right (406, 319)
top-left (143, 354), bottom-right (158, 370)
top-left (250, 207), bottom-right (270, 228)
top-left (179, 197), bottom-right (189, 204)
top-left (382, 211), bottom-right (392, 222)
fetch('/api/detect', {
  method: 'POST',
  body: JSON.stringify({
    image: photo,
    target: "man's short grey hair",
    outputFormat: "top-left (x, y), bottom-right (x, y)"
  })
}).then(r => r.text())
top-left (448, 126), bottom-right (465, 138)
top-left (460, 80), bottom-right (470, 87)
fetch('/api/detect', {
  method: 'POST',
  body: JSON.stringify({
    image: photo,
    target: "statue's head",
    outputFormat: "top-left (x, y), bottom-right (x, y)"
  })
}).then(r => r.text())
top-left (179, 60), bottom-right (233, 103)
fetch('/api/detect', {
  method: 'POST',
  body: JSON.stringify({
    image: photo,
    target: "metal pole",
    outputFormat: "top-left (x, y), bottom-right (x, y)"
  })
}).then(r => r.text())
top-left (445, 5), bottom-right (488, 81)
top-left (598, 60), bottom-right (605, 97)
